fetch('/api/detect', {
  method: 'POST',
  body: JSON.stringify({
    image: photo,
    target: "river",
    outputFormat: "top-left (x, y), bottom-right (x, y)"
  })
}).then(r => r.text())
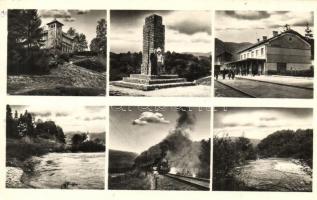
top-left (22, 152), bottom-right (105, 189)
top-left (234, 158), bottom-right (312, 191)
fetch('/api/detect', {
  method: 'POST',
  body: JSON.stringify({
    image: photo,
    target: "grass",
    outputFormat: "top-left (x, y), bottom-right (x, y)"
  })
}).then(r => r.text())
top-left (108, 171), bottom-right (152, 190)
top-left (16, 87), bottom-right (105, 96)
top-left (74, 56), bottom-right (106, 73)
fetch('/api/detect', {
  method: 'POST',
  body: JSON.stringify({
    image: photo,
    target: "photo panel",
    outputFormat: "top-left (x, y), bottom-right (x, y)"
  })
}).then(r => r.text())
top-left (213, 107), bottom-right (313, 191)
top-left (214, 11), bottom-right (314, 98)
top-left (109, 10), bottom-right (212, 97)
top-left (7, 9), bottom-right (107, 96)
top-left (108, 106), bottom-right (211, 190)
top-left (6, 104), bottom-right (106, 189)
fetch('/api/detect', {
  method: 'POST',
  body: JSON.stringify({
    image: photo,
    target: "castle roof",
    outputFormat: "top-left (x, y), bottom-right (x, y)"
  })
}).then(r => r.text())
top-left (47, 19), bottom-right (64, 26)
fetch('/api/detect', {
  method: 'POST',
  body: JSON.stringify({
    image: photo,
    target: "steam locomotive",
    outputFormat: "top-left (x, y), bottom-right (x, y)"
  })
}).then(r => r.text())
top-left (157, 159), bottom-right (170, 174)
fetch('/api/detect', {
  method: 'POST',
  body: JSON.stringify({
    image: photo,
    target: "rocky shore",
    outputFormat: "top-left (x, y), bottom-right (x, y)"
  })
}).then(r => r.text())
top-left (6, 167), bottom-right (25, 188)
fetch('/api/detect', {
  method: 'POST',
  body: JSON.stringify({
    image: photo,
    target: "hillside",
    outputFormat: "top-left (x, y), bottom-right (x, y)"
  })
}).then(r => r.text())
top-left (181, 52), bottom-right (211, 58)
top-left (215, 38), bottom-right (252, 60)
top-left (7, 62), bottom-right (106, 96)
top-left (108, 149), bottom-right (139, 173)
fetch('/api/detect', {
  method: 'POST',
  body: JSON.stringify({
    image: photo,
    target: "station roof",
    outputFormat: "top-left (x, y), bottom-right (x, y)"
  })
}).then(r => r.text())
top-left (237, 29), bottom-right (310, 53)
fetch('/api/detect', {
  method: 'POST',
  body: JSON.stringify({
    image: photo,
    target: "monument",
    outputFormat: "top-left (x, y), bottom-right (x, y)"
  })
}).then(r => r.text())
top-left (112, 14), bottom-right (194, 91)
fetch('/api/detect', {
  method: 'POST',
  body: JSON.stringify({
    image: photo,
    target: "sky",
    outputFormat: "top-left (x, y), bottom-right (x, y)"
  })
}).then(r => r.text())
top-left (214, 107), bottom-right (313, 140)
top-left (110, 10), bottom-right (212, 53)
top-left (38, 10), bottom-right (107, 50)
top-left (110, 106), bottom-right (211, 153)
top-left (215, 11), bottom-right (314, 43)
top-left (11, 105), bottom-right (106, 133)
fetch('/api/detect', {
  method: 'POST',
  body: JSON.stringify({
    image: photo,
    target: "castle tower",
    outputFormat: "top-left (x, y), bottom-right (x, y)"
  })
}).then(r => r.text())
top-left (46, 19), bottom-right (64, 49)
top-left (141, 14), bottom-right (165, 75)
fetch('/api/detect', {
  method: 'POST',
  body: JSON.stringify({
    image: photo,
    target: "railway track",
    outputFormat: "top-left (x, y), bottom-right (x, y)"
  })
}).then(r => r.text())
top-left (215, 80), bottom-right (256, 98)
top-left (215, 78), bottom-right (313, 98)
top-left (164, 173), bottom-right (210, 190)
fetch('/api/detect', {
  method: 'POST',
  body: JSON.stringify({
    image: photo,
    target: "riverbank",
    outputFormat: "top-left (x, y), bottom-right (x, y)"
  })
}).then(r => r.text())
top-left (234, 158), bottom-right (312, 191)
top-left (6, 137), bottom-right (65, 188)
top-left (6, 137), bottom-right (106, 189)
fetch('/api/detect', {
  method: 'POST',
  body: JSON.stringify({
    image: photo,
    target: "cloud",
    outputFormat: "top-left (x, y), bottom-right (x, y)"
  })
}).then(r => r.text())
top-left (268, 24), bottom-right (283, 28)
top-left (292, 19), bottom-right (313, 27)
top-left (39, 10), bottom-right (71, 18)
top-left (76, 10), bottom-right (90, 15)
top-left (168, 21), bottom-right (211, 35)
top-left (132, 112), bottom-right (170, 126)
top-left (223, 11), bottom-right (271, 20)
top-left (272, 11), bottom-right (290, 14)
top-left (92, 116), bottom-right (106, 120)
top-left (191, 38), bottom-right (211, 43)
top-left (84, 117), bottom-right (91, 121)
top-left (30, 111), bottom-right (51, 117)
top-left (64, 17), bottom-right (76, 22)
top-left (56, 112), bottom-right (69, 117)
top-left (223, 122), bottom-right (253, 127)
top-left (260, 117), bottom-right (276, 121)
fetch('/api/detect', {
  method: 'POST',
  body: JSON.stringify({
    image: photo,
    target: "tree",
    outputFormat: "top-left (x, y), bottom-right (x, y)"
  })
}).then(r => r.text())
top-left (35, 121), bottom-right (66, 143)
top-left (67, 27), bottom-right (76, 36)
top-left (90, 18), bottom-right (107, 55)
top-left (71, 133), bottom-right (87, 147)
top-left (78, 33), bottom-right (88, 51)
top-left (66, 28), bottom-right (87, 52)
top-left (8, 9), bottom-right (48, 75)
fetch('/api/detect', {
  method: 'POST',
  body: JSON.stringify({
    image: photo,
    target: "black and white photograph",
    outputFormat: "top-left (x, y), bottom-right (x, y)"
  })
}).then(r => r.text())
top-left (7, 10), bottom-right (107, 96)
top-left (6, 105), bottom-right (106, 189)
top-left (108, 106), bottom-right (210, 190)
top-left (213, 107), bottom-right (313, 191)
top-left (110, 10), bottom-right (212, 97)
top-left (214, 11), bottom-right (314, 98)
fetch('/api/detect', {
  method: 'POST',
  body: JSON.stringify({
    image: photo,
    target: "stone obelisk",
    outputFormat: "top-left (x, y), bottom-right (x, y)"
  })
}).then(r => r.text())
top-left (141, 14), bottom-right (165, 75)
top-left (112, 14), bottom-right (194, 91)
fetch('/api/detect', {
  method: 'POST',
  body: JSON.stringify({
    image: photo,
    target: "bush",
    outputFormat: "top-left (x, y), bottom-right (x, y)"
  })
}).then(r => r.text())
top-left (213, 136), bottom-right (256, 190)
top-left (8, 49), bottom-right (51, 75)
top-left (74, 57), bottom-right (106, 72)
top-left (59, 53), bottom-right (71, 62)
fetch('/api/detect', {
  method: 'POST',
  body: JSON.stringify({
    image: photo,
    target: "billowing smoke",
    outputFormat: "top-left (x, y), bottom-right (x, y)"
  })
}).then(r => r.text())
top-left (134, 107), bottom-right (210, 178)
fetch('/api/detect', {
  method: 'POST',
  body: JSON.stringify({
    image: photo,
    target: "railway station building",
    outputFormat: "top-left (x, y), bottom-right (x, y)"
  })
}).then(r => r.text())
top-left (224, 29), bottom-right (313, 76)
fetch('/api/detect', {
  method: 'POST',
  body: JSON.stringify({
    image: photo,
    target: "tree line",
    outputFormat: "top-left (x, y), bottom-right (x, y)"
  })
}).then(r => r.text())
top-left (6, 105), bottom-right (66, 143)
top-left (110, 51), bottom-right (211, 82)
top-left (70, 133), bottom-right (105, 152)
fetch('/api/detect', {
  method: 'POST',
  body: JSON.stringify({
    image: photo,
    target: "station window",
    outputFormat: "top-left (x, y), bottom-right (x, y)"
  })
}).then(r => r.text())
top-left (256, 50), bottom-right (258, 57)
top-left (261, 48), bottom-right (264, 56)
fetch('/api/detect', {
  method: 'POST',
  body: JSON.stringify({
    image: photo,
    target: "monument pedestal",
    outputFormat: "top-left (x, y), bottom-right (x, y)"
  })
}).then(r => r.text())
top-left (112, 74), bottom-right (195, 91)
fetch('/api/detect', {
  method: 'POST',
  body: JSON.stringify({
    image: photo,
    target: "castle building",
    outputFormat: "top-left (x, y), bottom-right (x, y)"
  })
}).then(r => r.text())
top-left (225, 29), bottom-right (312, 75)
top-left (141, 14), bottom-right (165, 75)
top-left (42, 19), bottom-right (75, 53)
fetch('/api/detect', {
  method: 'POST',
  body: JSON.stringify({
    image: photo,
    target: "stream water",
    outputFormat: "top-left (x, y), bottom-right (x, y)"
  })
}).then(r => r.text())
top-left (23, 152), bottom-right (105, 189)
